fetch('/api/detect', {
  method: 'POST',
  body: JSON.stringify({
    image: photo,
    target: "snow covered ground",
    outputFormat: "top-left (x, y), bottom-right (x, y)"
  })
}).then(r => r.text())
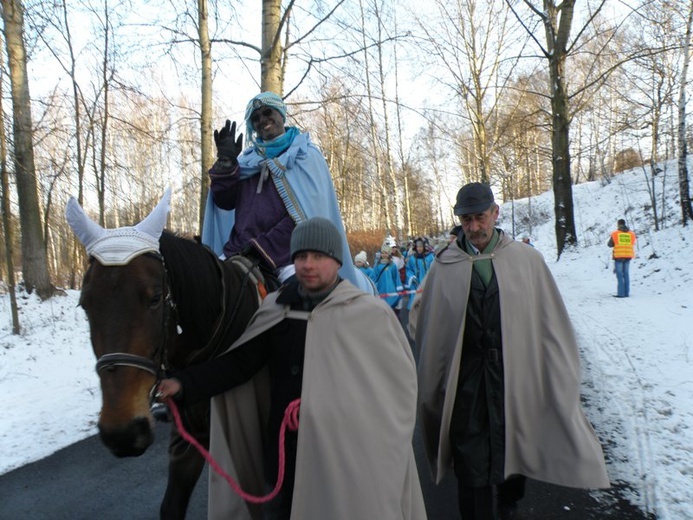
top-left (1, 163), bottom-right (692, 519)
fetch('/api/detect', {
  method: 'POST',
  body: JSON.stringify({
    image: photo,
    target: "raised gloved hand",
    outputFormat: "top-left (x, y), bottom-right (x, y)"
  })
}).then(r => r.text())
top-left (214, 120), bottom-right (243, 165)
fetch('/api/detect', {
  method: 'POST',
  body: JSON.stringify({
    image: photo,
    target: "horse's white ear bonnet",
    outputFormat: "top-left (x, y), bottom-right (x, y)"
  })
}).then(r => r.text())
top-left (65, 188), bottom-right (171, 266)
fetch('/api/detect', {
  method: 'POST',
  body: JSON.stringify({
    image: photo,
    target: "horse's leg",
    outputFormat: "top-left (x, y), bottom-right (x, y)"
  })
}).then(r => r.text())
top-left (160, 401), bottom-right (210, 520)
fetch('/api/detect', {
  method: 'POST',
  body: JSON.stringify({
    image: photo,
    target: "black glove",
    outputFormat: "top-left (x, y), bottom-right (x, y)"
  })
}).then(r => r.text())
top-left (214, 120), bottom-right (243, 165)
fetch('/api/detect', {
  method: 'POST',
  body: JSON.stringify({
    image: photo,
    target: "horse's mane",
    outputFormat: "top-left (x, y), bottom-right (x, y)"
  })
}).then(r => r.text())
top-left (158, 231), bottom-right (223, 348)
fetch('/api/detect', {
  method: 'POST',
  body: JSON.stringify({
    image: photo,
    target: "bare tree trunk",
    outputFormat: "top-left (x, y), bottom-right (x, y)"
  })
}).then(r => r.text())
top-left (524, 0), bottom-right (581, 257)
top-left (261, 0), bottom-right (285, 94)
top-left (96, 0), bottom-right (111, 226)
top-left (572, 119), bottom-right (581, 185)
top-left (374, 2), bottom-right (402, 240)
top-left (392, 10), bottom-right (412, 238)
top-left (1, 166), bottom-right (20, 332)
top-left (423, 121), bottom-right (449, 232)
top-left (1, 0), bottom-right (55, 298)
top-left (359, 0), bottom-right (390, 231)
top-left (199, 0), bottom-right (213, 231)
top-left (0, 34), bottom-right (20, 333)
top-left (648, 107), bottom-right (661, 231)
top-left (549, 50), bottom-right (577, 256)
top-left (677, 1), bottom-right (693, 225)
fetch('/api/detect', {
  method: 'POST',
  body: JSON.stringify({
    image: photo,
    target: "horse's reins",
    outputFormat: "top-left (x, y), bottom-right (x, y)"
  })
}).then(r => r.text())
top-left (158, 251), bottom-right (304, 503)
top-left (166, 396), bottom-right (301, 504)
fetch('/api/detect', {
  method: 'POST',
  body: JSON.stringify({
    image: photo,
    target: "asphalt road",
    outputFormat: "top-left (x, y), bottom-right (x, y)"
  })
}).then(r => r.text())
top-left (0, 304), bottom-right (655, 520)
top-left (0, 417), bottom-right (654, 520)
top-left (0, 421), bottom-right (206, 520)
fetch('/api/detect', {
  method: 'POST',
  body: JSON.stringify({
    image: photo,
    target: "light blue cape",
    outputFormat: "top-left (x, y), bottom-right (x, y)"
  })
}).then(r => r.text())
top-left (202, 131), bottom-right (375, 293)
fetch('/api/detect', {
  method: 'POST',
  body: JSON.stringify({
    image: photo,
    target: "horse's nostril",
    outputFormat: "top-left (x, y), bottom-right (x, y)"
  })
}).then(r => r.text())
top-left (98, 417), bottom-right (154, 457)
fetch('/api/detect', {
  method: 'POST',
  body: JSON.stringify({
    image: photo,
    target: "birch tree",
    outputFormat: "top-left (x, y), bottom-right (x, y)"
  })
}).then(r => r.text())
top-left (373, 0), bottom-right (403, 239)
top-left (198, 0), bottom-right (213, 228)
top-left (677, 0), bottom-right (693, 225)
top-left (358, 0), bottom-right (391, 231)
top-left (261, 0), bottom-right (285, 94)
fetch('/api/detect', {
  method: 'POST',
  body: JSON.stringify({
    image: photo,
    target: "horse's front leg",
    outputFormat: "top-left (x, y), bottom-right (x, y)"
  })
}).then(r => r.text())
top-left (160, 401), bottom-right (210, 520)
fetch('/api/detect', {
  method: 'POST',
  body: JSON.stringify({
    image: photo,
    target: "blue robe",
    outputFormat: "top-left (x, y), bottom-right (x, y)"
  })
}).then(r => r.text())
top-left (405, 252), bottom-right (434, 309)
top-left (371, 260), bottom-right (402, 308)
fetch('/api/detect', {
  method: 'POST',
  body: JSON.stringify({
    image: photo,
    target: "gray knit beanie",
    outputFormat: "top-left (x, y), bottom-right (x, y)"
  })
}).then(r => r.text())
top-left (290, 217), bottom-right (344, 265)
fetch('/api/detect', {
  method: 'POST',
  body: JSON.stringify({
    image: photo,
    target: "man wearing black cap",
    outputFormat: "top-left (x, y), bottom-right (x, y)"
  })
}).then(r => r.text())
top-left (157, 217), bottom-right (426, 520)
top-left (410, 183), bottom-right (609, 519)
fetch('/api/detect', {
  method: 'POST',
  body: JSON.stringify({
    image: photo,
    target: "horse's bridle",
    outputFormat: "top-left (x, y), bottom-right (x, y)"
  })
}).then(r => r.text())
top-left (91, 247), bottom-right (259, 402)
top-left (92, 252), bottom-right (175, 389)
top-left (95, 352), bottom-right (159, 376)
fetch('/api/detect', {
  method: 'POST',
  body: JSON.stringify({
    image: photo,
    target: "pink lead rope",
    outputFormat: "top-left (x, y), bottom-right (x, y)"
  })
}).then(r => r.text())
top-left (166, 397), bottom-right (301, 504)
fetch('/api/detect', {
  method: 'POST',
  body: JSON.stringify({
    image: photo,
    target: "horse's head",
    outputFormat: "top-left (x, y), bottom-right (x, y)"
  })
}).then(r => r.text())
top-left (66, 190), bottom-right (172, 457)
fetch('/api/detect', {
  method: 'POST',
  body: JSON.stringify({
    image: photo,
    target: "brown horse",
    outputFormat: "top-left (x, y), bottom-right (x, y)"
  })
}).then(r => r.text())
top-left (67, 193), bottom-right (262, 519)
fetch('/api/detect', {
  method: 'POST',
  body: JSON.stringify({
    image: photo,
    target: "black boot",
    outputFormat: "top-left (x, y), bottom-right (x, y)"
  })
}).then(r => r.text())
top-left (497, 476), bottom-right (526, 519)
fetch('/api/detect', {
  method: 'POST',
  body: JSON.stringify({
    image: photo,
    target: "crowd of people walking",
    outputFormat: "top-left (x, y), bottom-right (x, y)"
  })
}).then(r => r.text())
top-left (353, 235), bottom-right (437, 315)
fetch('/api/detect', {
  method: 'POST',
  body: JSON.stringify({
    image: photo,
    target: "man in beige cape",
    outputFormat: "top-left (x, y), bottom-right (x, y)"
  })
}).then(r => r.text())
top-left (158, 217), bottom-right (426, 520)
top-left (409, 183), bottom-right (609, 520)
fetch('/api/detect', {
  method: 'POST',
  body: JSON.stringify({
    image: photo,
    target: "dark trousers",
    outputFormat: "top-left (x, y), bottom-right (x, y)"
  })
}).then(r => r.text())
top-left (457, 476), bottom-right (526, 520)
top-left (458, 484), bottom-right (496, 520)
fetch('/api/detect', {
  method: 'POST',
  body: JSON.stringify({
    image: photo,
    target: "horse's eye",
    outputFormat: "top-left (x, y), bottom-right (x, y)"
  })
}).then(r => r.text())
top-left (150, 293), bottom-right (163, 307)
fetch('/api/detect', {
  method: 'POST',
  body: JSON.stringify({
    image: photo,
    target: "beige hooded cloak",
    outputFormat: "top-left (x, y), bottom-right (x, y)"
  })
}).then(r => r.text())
top-left (410, 232), bottom-right (610, 489)
top-left (206, 279), bottom-right (427, 520)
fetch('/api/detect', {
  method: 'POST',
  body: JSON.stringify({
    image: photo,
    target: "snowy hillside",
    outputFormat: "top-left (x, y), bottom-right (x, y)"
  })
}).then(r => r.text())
top-left (503, 162), bottom-right (692, 519)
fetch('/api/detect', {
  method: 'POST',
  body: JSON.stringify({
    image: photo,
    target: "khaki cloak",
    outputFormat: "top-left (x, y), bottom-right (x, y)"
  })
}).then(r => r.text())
top-left (207, 280), bottom-right (427, 520)
top-left (410, 232), bottom-right (610, 489)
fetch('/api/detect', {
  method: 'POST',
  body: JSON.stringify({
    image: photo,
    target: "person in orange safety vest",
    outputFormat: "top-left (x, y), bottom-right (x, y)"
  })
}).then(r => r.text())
top-left (607, 218), bottom-right (636, 298)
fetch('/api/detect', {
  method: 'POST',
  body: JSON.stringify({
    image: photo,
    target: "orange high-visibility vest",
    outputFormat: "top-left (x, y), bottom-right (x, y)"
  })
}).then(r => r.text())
top-left (611, 230), bottom-right (636, 259)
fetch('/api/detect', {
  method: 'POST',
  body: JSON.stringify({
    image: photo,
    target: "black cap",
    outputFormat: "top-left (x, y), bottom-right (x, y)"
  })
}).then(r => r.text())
top-left (453, 182), bottom-right (494, 216)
